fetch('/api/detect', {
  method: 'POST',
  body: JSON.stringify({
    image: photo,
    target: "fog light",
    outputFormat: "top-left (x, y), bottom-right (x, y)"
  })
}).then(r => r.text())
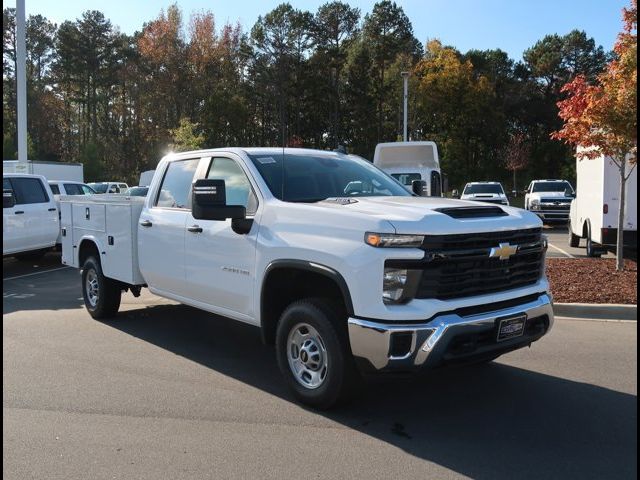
top-left (383, 268), bottom-right (407, 303)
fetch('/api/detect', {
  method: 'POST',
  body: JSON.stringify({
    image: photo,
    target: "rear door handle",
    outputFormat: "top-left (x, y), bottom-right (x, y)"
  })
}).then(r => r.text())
top-left (140, 220), bottom-right (152, 227)
top-left (15, 211), bottom-right (24, 215)
top-left (48, 208), bottom-right (56, 211)
top-left (187, 225), bottom-right (203, 233)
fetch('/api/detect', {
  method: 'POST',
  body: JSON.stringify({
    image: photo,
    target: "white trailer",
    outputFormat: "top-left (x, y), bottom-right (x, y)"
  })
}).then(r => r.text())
top-left (3, 160), bottom-right (83, 182)
top-left (138, 170), bottom-right (155, 187)
top-left (373, 141), bottom-right (443, 196)
top-left (568, 153), bottom-right (637, 256)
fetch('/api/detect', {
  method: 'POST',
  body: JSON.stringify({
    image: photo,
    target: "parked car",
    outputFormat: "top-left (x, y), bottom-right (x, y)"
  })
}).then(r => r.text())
top-left (87, 182), bottom-right (129, 194)
top-left (460, 182), bottom-right (510, 206)
top-left (124, 186), bottom-right (149, 197)
top-left (49, 180), bottom-right (96, 196)
top-left (61, 148), bottom-right (553, 409)
top-left (3, 173), bottom-right (59, 260)
top-left (568, 153), bottom-right (637, 257)
top-left (524, 179), bottom-right (575, 222)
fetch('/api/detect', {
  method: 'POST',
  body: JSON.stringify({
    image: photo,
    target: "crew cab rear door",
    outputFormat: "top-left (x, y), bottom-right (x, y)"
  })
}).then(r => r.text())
top-left (184, 155), bottom-right (260, 321)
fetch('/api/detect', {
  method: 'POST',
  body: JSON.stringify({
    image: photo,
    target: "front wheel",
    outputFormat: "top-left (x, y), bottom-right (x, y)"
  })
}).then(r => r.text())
top-left (275, 299), bottom-right (361, 409)
top-left (82, 256), bottom-right (122, 319)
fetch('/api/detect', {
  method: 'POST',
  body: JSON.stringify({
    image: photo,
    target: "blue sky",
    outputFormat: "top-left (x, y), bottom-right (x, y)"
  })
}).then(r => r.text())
top-left (5, 0), bottom-right (629, 60)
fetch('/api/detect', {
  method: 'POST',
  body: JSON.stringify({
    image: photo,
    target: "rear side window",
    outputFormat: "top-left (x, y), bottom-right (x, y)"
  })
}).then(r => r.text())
top-left (155, 159), bottom-right (200, 209)
top-left (63, 183), bottom-right (82, 195)
top-left (9, 177), bottom-right (49, 204)
top-left (49, 183), bottom-right (60, 195)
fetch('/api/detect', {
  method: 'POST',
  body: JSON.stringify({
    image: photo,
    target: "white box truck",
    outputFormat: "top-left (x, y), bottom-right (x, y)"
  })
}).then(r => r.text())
top-left (3, 160), bottom-right (84, 182)
top-left (568, 154), bottom-right (637, 257)
top-left (373, 141), bottom-right (443, 196)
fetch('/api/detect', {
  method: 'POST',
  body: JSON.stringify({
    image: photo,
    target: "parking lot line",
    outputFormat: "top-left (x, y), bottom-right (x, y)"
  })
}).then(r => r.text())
top-left (3, 266), bottom-right (72, 282)
top-left (547, 243), bottom-right (575, 259)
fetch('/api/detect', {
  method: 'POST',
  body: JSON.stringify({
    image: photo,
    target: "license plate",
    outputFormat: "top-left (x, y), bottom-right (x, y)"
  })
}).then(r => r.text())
top-left (497, 314), bottom-right (526, 342)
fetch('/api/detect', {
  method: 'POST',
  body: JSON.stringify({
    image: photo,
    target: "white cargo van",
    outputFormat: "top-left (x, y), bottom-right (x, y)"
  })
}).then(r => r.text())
top-left (373, 141), bottom-right (443, 196)
top-left (3, 173), bottom-right (59, 260)
top-left (568, 154), bottom-right (637, 257)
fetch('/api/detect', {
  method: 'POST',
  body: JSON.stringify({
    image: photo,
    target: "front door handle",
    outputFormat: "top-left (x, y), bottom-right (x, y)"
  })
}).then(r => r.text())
top-left (187, 225), bottom-right (203, 233)
top-left (15, 211), bottom-right (24, 215)
top-left (48, 208), bottom-right (57, 212)
top-left (140, 220), bottom-right (152, 227)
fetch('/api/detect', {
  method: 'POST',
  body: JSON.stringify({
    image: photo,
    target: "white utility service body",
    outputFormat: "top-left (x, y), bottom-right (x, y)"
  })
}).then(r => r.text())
top-left (62, 148), bottom-right (554, 408)
top-left (374, 141), bottom-right (443, 196)
top-left (569, 154), bottom-right (637, 252)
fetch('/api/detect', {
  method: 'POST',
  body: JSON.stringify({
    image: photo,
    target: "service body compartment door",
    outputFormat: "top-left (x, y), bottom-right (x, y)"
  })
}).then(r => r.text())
top-left (103, 204), bottom-right (134, 283)
top-left (60, 202), bottom-right (74, 266)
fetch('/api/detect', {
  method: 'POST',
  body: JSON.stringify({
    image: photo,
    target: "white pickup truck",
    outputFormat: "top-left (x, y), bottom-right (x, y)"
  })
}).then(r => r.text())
top-left (61, 148), bottom-right (554, 408)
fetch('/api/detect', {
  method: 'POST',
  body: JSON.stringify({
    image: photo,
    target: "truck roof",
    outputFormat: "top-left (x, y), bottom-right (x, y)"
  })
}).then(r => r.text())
top-left (465, 181), bottom-right (502, 185)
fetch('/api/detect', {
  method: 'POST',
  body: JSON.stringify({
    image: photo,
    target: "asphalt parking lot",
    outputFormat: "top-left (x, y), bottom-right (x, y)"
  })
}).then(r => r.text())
top-left (3, 252), bottom-right (637, 480)
top-left (543, 224), bottom-right (616, 259)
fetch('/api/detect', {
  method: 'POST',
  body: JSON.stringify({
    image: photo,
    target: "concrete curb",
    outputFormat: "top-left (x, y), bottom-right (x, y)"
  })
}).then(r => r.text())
top-left (553, 303), bottom-right (637, 321)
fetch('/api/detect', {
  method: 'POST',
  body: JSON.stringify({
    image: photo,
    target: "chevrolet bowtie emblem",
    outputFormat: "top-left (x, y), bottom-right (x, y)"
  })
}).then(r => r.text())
top-left (489, 242), bottom-right (518, 260)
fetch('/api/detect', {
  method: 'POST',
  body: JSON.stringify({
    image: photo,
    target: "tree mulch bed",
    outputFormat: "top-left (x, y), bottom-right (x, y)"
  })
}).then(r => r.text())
top-left (546, 258), bottom-right (637, 304)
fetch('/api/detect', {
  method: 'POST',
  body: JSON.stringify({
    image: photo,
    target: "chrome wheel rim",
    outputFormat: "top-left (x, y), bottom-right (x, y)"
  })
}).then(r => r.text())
top-left (287, 323), bottom-right (328, 389)
top-left (85, 269), bottom-right (99, 307)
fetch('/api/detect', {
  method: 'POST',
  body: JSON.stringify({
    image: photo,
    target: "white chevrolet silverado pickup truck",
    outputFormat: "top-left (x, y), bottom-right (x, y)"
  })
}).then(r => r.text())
top-left (61, 148), bottom-right (554, 408)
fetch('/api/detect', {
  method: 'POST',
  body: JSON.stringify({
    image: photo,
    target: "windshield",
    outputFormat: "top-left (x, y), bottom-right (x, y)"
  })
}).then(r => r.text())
top-left (532, 181), bottom-right (573, 193)
top-left (390, 173), bottom-right (421, 186)
top-left (88, 182), bottom-right (108, 193)
top-left (247, 152), bottom-right (410, 202)
top-left (463, 184), bottom-right (504, 194)
top-left (126, 187), bottom-right (148, 196)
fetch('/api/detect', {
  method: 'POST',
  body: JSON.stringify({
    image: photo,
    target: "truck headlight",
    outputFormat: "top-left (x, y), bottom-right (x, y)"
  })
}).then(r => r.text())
top-left (383, 268), bottom-right (408, 303)
top-left (530, 199), bottom-right (540, 210)
top-left (365, 232), bottom-right (424, 248)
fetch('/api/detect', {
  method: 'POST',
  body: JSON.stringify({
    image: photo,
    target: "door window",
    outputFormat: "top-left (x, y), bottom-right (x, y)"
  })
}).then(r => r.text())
top-left (49, 184), bottom-right (61, 195)
top-left (206, 157), bottom-right (257, 214)
top-left (9, 177), bottom-right (49, 204)
top-left (63, 183), bottom-right (83, 195)
top-left (155, 158), bottom-right (200, 209)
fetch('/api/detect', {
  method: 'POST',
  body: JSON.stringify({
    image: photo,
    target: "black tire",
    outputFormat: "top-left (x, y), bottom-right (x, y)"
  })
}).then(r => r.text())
top-left (275, 298), bottom-right (361, 409)
top-left (568, 229), bottom-right (580, 248)
top-left (585, 226), bottom-right (601, 258)
top-left (81, 256), bottom-right (121, 319)
top-left (14, 249), bottom-right (47, 261)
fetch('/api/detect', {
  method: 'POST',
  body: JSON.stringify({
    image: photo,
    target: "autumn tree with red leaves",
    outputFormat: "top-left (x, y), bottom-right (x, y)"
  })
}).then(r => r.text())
top-left (552, 0), bottom-right (637, 270)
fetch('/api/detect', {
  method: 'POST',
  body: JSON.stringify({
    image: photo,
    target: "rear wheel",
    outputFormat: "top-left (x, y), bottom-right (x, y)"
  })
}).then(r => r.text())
top-left (276, 299), bottom-right (361, 409)
top-left (82, 256), bottom-right (121, 319)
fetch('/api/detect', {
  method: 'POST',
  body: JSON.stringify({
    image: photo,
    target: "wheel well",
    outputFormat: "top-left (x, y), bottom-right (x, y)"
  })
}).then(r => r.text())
top-left (78, 240), bottom-right (99, 267)
top-left (260, 266), bottom-right (352, 345)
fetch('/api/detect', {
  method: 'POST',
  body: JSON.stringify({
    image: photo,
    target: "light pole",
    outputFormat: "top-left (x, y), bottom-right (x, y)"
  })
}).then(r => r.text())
top-left (16, 0), bottom-right (27, 162)
top-left (401, 71), bottom-right (409, 142)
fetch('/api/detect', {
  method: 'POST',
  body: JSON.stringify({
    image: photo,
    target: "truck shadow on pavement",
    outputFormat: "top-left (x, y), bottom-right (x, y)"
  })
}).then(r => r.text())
top-left (107, 302), bottom-right (637, 480)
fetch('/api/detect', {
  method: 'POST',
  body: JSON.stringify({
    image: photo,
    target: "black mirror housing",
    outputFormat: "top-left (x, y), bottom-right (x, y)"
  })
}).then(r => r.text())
top-left (411, 179), bottom-right (427, 196)
top-left (192, 179), bottom-right (247, 221)
top-left (565, 188), bottom-right (576, 198)
top-left (3, 189), bottom-right (15, 209)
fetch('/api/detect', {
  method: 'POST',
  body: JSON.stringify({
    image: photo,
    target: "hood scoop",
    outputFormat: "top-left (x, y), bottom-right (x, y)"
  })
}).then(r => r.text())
top-left (435, 206), bottom-right (508, 219)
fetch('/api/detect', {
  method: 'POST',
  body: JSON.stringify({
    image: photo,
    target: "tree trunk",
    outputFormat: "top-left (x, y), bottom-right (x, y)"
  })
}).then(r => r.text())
top-left (616, 158), bottom-right (626, 271)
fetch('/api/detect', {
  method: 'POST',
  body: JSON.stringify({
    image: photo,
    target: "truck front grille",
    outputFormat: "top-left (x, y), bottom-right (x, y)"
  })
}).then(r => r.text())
top-left (413, 228), bottom-right (544, 300)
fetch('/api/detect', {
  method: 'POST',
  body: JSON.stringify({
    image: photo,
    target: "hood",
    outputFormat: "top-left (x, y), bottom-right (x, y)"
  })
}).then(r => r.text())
top-left (529, 191), bottom-right (571, 200)
top-left (460, 192), bottom-right (505, 199)
top-left (310, 196), bottom-right (541, 235)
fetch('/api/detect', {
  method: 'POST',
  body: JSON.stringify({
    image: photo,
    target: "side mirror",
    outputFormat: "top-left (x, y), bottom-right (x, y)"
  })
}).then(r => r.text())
top-left (565, 188), bottom-right (576, 198)
top-left (411, 180), bottom-right (427, 196)
top-left (3, 189), bottom-right (16, 208)
top-left (451, 189), bottom-right (460, 199)
top-left (192, 179), bottom-right (246, 221)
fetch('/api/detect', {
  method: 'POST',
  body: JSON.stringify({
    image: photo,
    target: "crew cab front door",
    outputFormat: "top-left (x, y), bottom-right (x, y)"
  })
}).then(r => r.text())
top-left (184, 155), bottom-right (260, 322)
